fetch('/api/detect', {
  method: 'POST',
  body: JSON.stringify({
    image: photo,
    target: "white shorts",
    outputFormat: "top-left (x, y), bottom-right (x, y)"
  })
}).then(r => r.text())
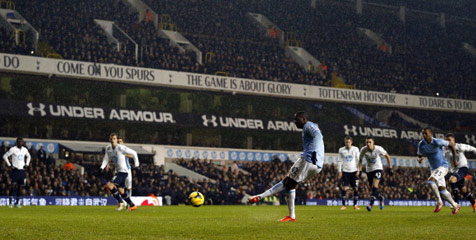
top-left (429, 166), bottom-right (448, 187)
top-left (287, 157), bottom-right (322, 183)
top-left (125, 169), bottom-right (132, 189)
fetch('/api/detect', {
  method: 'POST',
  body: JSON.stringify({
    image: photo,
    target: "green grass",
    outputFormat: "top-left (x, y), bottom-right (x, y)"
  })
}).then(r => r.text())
top-left (0, 205), bottom-right (474, 240)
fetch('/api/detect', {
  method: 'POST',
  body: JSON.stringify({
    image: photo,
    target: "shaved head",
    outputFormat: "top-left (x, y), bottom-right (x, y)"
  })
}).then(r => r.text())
top-left (294, 111), bottom-right (308, 129)
top-left (294, 111), bottom-right (308, 119)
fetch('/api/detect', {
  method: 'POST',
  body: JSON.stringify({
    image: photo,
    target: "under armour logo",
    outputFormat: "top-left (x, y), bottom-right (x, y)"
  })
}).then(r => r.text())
top-left (344, 124), bottom-right (357, 136)
top-left (202, 115), bottom-right (218, 127)
top-left (27, 102), bottom-right (46, 116)
top-left (465, 134), bottom-right (476, 145)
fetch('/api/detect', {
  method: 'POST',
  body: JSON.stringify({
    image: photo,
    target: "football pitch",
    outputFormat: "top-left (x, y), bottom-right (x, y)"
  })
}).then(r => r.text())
top-left (0, 205), bottom-right (474, 240)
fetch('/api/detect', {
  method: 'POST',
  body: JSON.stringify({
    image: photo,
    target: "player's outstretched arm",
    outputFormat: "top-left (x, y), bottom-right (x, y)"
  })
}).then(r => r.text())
top-left (417, 155), bottom-right (423, 164)
top-left (460, 143), bottom-right (476, 155)
top-left (122, 146), bottom-right (139, 168)
top-left (100, 151), bottom-right (109, 170)
top-left (416, 141), bottom-right (423, 164)
top-left (385, 153), bottom-right (393, 175)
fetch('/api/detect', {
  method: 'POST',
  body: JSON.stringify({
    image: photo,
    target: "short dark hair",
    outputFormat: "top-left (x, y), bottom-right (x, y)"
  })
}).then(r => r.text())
top-left (109, 133), bottom-right (118, 138)
top-left (344, 136), bottom-right (353, 141)
top-left (445, 133), bottom-right (455, 138)
top-left (295, 111), bottom-right (308, 119)
top-left (16, 137), bottom-right (23, 142)
top-left (423, 127), bottom-right (432, 133)
top-left (365, 136), bottom-right (374, 141)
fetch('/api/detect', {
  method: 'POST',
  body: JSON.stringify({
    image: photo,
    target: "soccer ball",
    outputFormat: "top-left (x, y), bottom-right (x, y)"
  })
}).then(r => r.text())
top-left (188, 191), bottom-right (205, 207)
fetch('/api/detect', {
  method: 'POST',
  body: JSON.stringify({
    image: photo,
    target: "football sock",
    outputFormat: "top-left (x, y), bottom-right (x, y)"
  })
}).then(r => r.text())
top-left (110, 187), bottom-right (123, 203)
top-left (465, 192), bottom-right (475, 205)
top-left (10, 185), bottom-right (16, 205)
top-left (16, 185), bottom-right (21, 205)
top-left (450, 182), bottom-right (458, 190)
top-left (287, 190), bottom-right (296, 219)
top-left (121, 192), bottom-right (135, 207)
top-left (353, 190), bottom-right (359, 206)
top-left (369, 187), bottom-right (379, 206)
top-left (440, 189), bottom-right (458, 208)
top-left (452, 188), bottom-right (460, 203)
top-left (428, 181), bottom-right (442, 203)
top-left (370, 196), bottom-right (376, 207)
top-left (373, 187), bottom-right (380, 200)
top-left (258, 181), bottom-right (284, 199)
top-left (341, 190), bottom-right (347, 206)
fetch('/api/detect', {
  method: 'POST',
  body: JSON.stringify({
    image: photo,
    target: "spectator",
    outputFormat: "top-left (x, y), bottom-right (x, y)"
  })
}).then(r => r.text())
top-left (63, 162), bottom-right (73, 171)
top-left (37, 146), bottom-right (47, 164)
top-left (46, 154), bottom-right (56, 168)
top-left (3, 0), bottom-right (475, 99)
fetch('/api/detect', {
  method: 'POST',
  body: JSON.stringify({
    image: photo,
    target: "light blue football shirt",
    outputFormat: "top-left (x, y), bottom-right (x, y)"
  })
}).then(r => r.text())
top-left (300, 121), bottom-right (324, 168)
top-left (417, 137), bottom-right (449, 170)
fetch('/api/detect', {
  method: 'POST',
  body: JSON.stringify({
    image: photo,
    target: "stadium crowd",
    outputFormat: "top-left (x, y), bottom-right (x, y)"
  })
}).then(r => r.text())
top-left (245, 0), bottom-right (476, 99)
top-left (143, 0), bottom-right (322, 84)
top-left (1, 0), bottom-right (474, 99)
top-left (1, 139), bottom-right (475, 205)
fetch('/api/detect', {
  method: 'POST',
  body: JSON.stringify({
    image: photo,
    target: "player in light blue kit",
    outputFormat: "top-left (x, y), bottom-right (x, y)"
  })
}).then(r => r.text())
top-left (249, 112), bottom-right (324, 222)
top-left (417, 127), bottom-right (460, 214)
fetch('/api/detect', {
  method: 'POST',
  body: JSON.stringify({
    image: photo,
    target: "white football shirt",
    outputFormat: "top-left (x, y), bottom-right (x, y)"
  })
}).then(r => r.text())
top-left (101, 144), bottom-right (139, 173)
top-left (359, 145), bottom-right (388, 172)
top-left (337, 146), bottom-right (359, 173)
top-left (445, 143), bottom-right (476, 170)
top-left (3, 146), bottom-right (31, 169)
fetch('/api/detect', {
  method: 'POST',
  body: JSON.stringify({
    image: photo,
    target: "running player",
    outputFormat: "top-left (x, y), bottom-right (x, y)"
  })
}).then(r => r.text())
top-left (358, 137), bottom-right (393, 211)
top-left (100, 133), bottom-right (139, 211)
top-left (417, 128), bottom-right (460, 214)
top-left (444, 133), bottom-right (476, 212)
top-left (118, 137), bottom-right (135, 210)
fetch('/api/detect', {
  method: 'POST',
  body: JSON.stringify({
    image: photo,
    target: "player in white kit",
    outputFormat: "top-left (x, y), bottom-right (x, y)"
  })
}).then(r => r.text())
top-left (444, 133), bottom-right (476, 212)
top-left (3, 137), bottom-right (31, 208)
top-left (118, 137), bottom-right (134, 210)
top-left (358, 137), bottom-right (393, 212)
top-left (100, 133), bottom-right (139, 211)
top-left (337, 136), bottom-right (360, 210)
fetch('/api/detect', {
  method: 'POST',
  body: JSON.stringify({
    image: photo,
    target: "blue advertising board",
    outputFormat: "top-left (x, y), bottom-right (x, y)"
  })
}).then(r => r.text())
top-left (0, 196), bottom-right (116, 206)
top-left (305, 199), bottom-right (473, 207)
top-left (0, 139), bottom-right (59, 154)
